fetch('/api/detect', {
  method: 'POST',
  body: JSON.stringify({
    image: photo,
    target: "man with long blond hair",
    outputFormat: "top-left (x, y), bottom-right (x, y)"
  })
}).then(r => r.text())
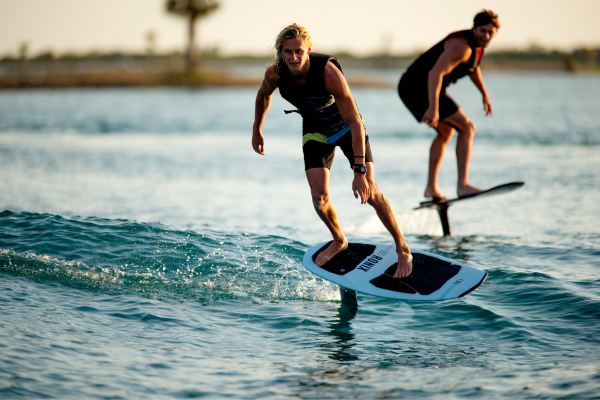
top-left (399, 10), bottom-right (500, 201)
top-left (252, 23), bottom-right (413, 278)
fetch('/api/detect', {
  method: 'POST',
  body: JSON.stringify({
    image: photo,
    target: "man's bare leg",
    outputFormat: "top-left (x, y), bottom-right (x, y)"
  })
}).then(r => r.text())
top-left (425, 122), bottom-right (455, 200)
top-left (365, 163), bottom-right (413, 278)
top-left (306, 168), bottom-right (348, 266)
top-left (441, 109), bottom-right (484, 197)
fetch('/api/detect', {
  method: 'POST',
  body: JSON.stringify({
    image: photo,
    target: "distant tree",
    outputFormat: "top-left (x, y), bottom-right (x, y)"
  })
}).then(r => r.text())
top-left (19, 42), bottom-right (29, 61)
top-left (166, 0), bottom-right (220, 73)
top-left (582, 48), bottom-right (597, 65)
top-left (146, 30), bottom-right (156, 56)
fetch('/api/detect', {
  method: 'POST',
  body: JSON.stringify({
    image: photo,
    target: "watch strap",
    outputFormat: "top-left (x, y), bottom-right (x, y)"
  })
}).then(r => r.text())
top-left (353, 164), bottom-right (367, 174)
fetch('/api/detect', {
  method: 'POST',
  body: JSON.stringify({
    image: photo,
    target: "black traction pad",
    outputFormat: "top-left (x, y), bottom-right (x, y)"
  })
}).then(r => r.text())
top-left (370, 252), bottom-right (461, 295)
top-left (312, 242), bottom-right (376, 275)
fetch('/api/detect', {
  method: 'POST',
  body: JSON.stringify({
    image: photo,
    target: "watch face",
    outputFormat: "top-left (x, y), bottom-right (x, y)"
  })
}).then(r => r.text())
top-left (355, 165), bottom-right (366, 174)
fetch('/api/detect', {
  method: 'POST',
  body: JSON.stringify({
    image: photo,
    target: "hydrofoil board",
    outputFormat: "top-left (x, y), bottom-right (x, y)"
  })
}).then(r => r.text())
top-left (413, 181), bottom-right (525, 235)
top-left (415, 181), bottom-right (525, 210)
top-left (303, 241), bottom-right (487, 301)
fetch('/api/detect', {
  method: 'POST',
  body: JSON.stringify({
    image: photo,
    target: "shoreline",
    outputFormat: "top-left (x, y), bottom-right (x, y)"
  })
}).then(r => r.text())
top-left (1, 60), bottom-right (598, 90)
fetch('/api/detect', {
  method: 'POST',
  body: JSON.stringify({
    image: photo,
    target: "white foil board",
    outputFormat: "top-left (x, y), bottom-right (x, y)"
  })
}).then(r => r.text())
top-left (303, 241), bottom-right (487, 301)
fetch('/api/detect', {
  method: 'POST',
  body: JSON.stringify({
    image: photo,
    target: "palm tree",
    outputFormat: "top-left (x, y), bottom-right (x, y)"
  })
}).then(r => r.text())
top-left (166, 0), bottom-right (220, 73)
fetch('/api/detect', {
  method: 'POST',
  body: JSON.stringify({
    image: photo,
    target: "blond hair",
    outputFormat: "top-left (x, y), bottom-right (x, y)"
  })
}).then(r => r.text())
top-left (268, 23), bottom-right (313, 72)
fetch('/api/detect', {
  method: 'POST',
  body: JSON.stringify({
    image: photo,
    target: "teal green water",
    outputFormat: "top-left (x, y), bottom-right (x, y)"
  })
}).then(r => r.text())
top-left (1, 74), bottom-right (600, 398)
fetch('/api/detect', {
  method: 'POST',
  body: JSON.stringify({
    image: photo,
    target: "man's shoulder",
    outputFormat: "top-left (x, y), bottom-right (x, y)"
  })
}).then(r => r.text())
top-left (323, 61), bottom-right (343, 80)
top-left (264, 67), bottom-right (278, 87)
top-left (323, 60), bottom-right (348, 96)
top-left (444, 35), bottom-right (472, 59)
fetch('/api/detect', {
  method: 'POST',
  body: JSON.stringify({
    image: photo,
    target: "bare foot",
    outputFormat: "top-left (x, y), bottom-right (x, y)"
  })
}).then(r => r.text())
top-left (424, 186), bottom-right (448, 201)
top-left (457, 184), bottom-right (484, 197)
top-left (315, 239), bottom-right (348, 266)
top-left (393, 252), bottom-right (413, 279)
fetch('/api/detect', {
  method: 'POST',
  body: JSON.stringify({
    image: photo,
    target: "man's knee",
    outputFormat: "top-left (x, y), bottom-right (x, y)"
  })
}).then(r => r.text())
top-left (436, 125), bottom-right (454, 143)
top-left (458, 120), bottom-right (476, 138)
top-left (311, 191), bottom-right (329, 209)
top-left (468, 120), bottom-right (476, 134)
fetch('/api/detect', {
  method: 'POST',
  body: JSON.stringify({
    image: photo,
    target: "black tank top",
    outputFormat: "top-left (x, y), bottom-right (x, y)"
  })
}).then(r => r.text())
top-left (278, 53), bottom-right (351, 143)
top-left (405, 30), bottom-right (484, 87)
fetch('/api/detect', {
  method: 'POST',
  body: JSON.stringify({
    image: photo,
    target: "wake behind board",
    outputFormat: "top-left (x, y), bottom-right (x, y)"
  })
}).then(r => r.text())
top-left (415, 181), bottom-right (525, 210)
top-left (303, 241), bottom-right (487, 301)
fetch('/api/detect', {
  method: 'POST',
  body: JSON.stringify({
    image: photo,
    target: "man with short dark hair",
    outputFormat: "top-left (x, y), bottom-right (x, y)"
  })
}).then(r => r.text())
top-left (399, 10), bottom-right (500, 201)
top-left (252, 23), bottom-right (413, 278)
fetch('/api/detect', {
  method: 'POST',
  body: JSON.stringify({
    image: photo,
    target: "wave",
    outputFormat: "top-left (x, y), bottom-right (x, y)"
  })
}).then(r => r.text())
top-left (0, 210), bottom-right (340, 303)
top-left (2, 210), bottom-right (599, 327)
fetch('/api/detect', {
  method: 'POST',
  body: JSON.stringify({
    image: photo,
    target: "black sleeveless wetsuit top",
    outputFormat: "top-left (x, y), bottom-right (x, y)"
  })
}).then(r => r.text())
top-left (278, 52), bottom-right (351, 146)
top-left (404, 29), bottom-right (484, 87)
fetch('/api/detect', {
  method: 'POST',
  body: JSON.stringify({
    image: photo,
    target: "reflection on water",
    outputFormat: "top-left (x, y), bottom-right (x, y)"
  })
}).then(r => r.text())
top-left (324, 302), bottom-right (359, 362)
top-left (416, 235), bottom-right (477, 262)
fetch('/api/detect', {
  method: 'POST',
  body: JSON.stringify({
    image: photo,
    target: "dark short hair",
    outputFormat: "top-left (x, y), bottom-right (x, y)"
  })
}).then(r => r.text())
top-left (473, 9), bottom-right (500, 29)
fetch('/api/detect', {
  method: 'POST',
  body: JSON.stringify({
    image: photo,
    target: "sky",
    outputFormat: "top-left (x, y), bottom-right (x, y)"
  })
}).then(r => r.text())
top-left (1, 0), bottom-right (599, 57)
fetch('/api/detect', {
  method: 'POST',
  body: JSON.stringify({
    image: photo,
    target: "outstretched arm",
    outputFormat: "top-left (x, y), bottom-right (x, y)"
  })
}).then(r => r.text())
top-left (252, 69), bottom-right (278, 155)
top-left (323, 62), bottom-right (370, 204)
top-left (469, 67), bottom-right (492, 116)
top-left (424, 37), bottom-right (472, 127)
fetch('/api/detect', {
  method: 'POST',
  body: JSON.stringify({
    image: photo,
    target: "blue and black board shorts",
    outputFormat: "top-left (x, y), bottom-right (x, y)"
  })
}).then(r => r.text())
top-left (303, 132), bottom-right (373, 171)
top-left (398, 73), bottom-right (459, 123)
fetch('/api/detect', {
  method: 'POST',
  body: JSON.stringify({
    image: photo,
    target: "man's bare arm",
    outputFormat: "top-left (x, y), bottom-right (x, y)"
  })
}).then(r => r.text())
top-left (323, 62), bottom-right (370, 204)
top-left (469, 67), bottom-right (492, 116)
top-left (424, 37), bottom-right (472, 127)
top-left (252, 69), bottom-right (278, 155)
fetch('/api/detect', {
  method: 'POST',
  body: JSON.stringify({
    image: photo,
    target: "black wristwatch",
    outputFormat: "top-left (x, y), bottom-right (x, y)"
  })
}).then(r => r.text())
top-left (353, 164), bottom-right (366, 174)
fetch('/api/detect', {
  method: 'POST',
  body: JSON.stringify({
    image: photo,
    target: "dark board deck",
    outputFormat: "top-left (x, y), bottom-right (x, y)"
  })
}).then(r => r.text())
top-left (414, 182), bottom-right (525, 210)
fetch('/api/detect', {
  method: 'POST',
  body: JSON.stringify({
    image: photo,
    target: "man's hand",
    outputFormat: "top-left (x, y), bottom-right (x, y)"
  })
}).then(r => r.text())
top-left (483, 96), bottom-right (493, 116)
top-left (424, 37), bottom-right (471, 129)
top-left (252, 131), bottom-right (265, 155)
top-left (393, 251), bottom-right (413, 279)
top-left (352, 173), bottom-right (370, 204)
top-left (422, 106), bottom-right (439, 128)
top-left (252, 70), bottom-right (277, 156)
